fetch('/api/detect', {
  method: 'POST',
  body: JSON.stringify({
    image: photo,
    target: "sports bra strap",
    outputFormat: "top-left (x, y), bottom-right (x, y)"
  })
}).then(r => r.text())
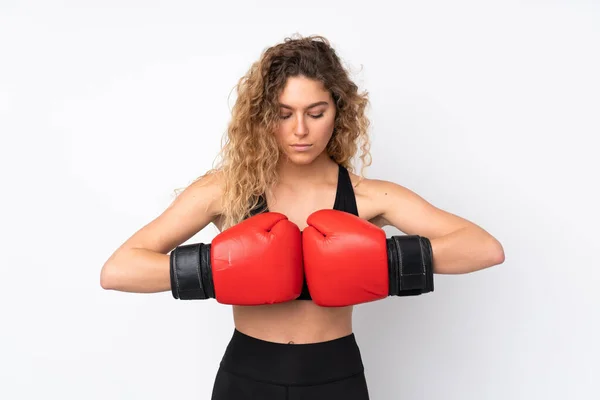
top-left (333, 164), bottom-right (358, 216)
top-left (248, 164), bottom-right (357, 217)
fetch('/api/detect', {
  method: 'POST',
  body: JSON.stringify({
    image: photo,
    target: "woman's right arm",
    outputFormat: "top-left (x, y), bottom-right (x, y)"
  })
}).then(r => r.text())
top-left (99, 172), bottom-right (223, 293)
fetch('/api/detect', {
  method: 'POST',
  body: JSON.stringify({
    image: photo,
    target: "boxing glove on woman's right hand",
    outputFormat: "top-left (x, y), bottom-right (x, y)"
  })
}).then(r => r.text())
top-left (170, 212), bottom-right (303, 305)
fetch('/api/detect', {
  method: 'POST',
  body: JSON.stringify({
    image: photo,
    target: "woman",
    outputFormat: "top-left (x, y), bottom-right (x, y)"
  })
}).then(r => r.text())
top-left (100, 35), bottom-right (505, 399)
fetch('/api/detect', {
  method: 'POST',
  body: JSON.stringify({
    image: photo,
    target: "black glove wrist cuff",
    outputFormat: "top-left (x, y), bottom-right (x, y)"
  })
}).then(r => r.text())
top-left (386, 235), bottom-right (434, 296)
top-left (169, 243), bottom-right (214, 300)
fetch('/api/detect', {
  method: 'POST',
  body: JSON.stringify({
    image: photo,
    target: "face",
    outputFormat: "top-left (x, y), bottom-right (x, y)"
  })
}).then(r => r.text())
top-left (274, 76), bottom-right (336, 165)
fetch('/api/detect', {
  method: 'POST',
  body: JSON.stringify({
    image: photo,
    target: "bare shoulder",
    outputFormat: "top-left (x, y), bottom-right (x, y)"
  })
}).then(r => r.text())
top-left (176, 169), bottom-right (225, 215)
top-left (167, 169), bottom-right (228, 236)
top-left (111, 170), bottom-right (225, 255)
top-left (346, 172), bottom-right (395, 226)
top-left (348, 172), bottom-right (471, 237)
top-left (348, 173), bottom-right (395, 206)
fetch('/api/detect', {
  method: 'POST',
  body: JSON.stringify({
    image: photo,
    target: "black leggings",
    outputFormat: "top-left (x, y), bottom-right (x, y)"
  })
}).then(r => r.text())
top-left (211, 329), bottom-right (370, 400)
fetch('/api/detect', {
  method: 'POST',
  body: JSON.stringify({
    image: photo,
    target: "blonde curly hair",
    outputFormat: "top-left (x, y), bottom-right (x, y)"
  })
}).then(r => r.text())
top-left (182, 34), bottom-right (372, 230)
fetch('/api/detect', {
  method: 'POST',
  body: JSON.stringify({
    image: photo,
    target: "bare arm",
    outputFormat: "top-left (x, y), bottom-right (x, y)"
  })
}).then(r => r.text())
top-left (369, 179), bottom-right (505, 274)
top-left (100, 172), bottom-right (223, 293)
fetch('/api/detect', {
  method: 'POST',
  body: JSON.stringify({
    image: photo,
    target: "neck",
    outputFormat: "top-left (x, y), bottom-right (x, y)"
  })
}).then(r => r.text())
top-left (276, 152), bottom-right (338, 186)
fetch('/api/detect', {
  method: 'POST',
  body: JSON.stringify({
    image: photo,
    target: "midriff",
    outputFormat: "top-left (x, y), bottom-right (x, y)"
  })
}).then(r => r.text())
top-left (232, 301), bottom-right (353, 344)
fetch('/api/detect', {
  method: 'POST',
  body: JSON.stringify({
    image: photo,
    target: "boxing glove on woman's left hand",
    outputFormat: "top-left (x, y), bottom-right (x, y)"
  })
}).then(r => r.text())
top-left (170, 212), bottom-right (303, 305)
top-left (302, 209), bottom-right (434, 307)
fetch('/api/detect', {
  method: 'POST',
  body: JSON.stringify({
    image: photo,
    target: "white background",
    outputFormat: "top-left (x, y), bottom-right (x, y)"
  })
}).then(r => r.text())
top-left (1, 0), bottom-right (598, 399)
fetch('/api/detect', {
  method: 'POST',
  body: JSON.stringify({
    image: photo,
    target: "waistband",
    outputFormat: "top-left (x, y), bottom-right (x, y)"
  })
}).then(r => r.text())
top-left (219, 329), bottom-right (364, 386)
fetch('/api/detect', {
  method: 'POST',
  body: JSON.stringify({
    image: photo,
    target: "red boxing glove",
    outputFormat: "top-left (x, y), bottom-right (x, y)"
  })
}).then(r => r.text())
top-left (171, 212), bottom-right (303, 305)
top-left (302, 209), bottom-right (434, 307)
top-left (302, 210), bottom-right (389, 306)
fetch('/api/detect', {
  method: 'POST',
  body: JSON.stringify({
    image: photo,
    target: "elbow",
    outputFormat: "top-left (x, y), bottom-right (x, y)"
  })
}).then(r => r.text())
top-left (491, 239), bottom-right (506, 266)
top-left (496, 248), bottom-right (506, 265)
top-left (100, 262), bottom-right (116, 290)
top-left (100, 250), bottom-right (124, 290)
top-left (100, 248), bottom-right (126, 290)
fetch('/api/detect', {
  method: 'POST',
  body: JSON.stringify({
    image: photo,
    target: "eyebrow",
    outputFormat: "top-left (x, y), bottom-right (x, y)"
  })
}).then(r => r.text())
top-left (279, 101), bottom-right (329, 110)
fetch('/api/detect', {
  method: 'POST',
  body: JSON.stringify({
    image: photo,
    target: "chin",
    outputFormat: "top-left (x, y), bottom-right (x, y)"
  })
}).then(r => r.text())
top-left (282, 151), bottom-right (320, 165)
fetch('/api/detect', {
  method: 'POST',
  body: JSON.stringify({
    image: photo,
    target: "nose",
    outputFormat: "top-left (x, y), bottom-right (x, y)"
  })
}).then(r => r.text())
top-left (293, 115), bottom-right (309, 137)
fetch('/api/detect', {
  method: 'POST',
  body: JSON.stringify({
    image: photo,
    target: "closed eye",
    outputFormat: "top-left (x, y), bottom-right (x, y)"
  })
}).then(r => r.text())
top-left (279, 113), bottom-right (324, 120)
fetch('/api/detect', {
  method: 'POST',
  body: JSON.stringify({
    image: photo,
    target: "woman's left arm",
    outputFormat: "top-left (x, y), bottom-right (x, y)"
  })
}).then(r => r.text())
top-left (372, 180), bottom-right (505, 274)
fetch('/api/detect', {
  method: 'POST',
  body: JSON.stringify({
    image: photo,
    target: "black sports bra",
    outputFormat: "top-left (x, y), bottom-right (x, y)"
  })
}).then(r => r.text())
top-left (247, 164), bottom-right (359, 301)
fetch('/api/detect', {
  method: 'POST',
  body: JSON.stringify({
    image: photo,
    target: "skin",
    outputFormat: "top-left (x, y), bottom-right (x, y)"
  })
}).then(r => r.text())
top-left (101, 75), bottom-right (505, 345)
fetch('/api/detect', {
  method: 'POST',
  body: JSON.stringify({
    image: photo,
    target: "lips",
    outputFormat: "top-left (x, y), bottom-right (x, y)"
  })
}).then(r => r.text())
top-left (290, 144), bottom-right (312, 152)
